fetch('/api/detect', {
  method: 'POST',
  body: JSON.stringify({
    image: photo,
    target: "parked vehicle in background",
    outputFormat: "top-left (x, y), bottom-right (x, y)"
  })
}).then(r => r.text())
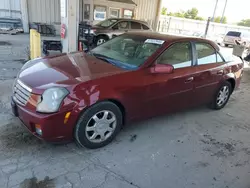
top-left (90, 18), bottom-right (152, 46)
top-left (223, 31), bottom-right (250, 47)
top-left (12, 32), bottom-right (244, 149)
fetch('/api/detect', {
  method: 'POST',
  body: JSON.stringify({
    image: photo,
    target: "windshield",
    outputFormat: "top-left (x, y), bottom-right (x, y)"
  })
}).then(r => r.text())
top-left (95, 19), bottom-right (118, 28)
top-left (90, 35), bottom-right (165, 70)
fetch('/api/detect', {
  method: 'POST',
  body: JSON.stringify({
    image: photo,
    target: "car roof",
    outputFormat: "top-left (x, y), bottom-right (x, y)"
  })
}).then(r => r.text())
top-left (124, 31), bottom-right (219, 50)
top-left (107, 18), bottom-right (149, 25)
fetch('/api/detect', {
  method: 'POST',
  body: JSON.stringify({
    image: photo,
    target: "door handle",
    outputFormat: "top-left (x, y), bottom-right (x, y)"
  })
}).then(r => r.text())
top-left (185, 77), bottom-right (194, 83)
top-left (217, 70), bottom-right (224, 75)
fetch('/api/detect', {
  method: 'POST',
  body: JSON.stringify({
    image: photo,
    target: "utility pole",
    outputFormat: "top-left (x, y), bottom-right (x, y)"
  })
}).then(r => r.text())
top-left (211, 0), bottom-right (219, 22)
top-left (205, 17), bottom-right (211, 38)
top-left (220, 0), bottom-right (228, 23)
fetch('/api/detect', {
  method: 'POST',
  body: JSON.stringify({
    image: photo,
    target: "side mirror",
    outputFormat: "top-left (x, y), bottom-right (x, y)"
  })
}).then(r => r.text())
top-left (150, 64), bottom-right (174, 74)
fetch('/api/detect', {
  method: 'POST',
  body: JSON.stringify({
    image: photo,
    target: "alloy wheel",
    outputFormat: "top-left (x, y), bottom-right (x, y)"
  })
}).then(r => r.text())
top-left (85, 110), bottom-right (117, 143)
top-left (216, 86), bottom-right (230, 107)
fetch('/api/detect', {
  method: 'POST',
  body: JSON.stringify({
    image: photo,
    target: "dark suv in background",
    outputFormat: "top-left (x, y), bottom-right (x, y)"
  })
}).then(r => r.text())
top-left (90, 18), bottom-right (152, 45)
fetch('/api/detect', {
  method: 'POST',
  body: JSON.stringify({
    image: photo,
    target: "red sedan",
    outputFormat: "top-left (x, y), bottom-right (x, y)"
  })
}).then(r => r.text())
top-left (11, 32), bottom-right (244, 149)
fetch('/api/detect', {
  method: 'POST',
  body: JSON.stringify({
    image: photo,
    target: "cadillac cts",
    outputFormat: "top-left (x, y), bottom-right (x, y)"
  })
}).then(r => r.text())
top-left (11, 32), bottom-right (244, 149)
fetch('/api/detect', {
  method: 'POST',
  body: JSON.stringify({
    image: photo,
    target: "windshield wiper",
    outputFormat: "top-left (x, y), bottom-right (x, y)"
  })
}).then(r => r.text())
top-left (89, 52), bottom-right (137, 70)
top-left (91, 53), bottom-right (116, 66)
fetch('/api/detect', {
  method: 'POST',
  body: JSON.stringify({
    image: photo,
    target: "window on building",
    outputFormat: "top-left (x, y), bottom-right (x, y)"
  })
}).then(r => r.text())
top-left (158, 42), bottom-right (192, 69)
top-left (123, 9), bottom-right (133, 19)
top-left (131, 22), bottom-right (141, 29)
top-left (196, 43), bottom-right (217, 65)
top-left (110, 8), bottom-right (120, 18)
top-left (94, 5), bottom-right (107, 21)
top-left (84, 4), bottom-right (90, 20)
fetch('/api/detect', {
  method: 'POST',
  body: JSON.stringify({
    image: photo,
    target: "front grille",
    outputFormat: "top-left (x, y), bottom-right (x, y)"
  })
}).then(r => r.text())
top-left (13, 80), bottom-right (32, 106)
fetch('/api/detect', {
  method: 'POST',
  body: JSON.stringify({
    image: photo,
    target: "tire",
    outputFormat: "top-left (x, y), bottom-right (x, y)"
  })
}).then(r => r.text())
top-left (74, 101), bottom-right (123, 149)
top-left (95, 36), bottom-right (108, 46)
top-left (210, 81), bottom-right (232, 110)
top-left (225, 44), bottom-right (229, 47)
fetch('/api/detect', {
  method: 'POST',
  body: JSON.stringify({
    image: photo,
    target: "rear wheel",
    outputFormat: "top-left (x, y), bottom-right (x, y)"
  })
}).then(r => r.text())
top-left (74, 101), bottom-right (123, 149)
top-left (225, 44), bottom-right (229, 47)
top-left (210, 81), bottom-right (232, 110)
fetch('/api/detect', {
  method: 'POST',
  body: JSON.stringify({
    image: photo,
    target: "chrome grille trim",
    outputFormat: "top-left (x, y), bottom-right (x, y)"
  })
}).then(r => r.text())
top-left (13, 80), bottom-right (32, 106)
top-left (17, 79), bottom-right (32, 92)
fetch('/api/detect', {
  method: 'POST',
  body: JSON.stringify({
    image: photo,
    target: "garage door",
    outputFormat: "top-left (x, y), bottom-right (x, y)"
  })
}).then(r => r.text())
top-left (27, 0), bottom-right (60, 24)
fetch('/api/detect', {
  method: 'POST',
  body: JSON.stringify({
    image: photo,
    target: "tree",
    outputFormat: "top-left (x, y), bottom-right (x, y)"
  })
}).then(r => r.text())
top-left (167, 11), bottom-right (185, 18)
top-left (238, 19), bottom-right (250, 27)
top-left (213, 16), bottom-right (227, 24)
top-left (161, 7), bottom-right (167, 15)
top-left (184, 8), bottom-right (199, 19)
top-left (167, 8), bottom-right (204, 20)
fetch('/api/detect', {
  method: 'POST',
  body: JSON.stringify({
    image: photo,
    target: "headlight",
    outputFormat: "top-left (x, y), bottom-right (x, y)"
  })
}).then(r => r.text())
top-left (37, 88), bottom-right (69, 113)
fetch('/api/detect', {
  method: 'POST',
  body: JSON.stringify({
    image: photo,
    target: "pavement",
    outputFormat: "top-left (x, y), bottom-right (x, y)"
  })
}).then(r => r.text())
top-left (1, 34), bottom-right (250, 188)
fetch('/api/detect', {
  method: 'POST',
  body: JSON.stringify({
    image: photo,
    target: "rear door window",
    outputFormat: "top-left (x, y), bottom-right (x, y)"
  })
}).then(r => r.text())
top-left (130, 22), bottom-right (142, 29)
top-left (158, 42), bottom-right (192, 69)
top-left (226, 31), bottom-right (241, 37)
top-left (196, 43), bottom-right (217, 65)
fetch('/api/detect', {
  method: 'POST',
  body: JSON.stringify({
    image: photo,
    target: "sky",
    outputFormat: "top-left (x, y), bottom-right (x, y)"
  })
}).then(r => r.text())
top-left (162, 0), bottom-right (249, 23)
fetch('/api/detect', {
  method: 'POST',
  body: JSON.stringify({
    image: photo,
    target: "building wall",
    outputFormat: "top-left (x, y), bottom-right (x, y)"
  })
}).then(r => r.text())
top-left (0, 0), bottom-right (21, 18)
top-left (27, 0), bottom-right (60, 24)
top-left (133, 0), bottom-right (158, 27)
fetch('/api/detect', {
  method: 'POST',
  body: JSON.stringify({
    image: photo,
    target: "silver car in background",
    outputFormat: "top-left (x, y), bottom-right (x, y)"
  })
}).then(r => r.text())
top-left (223, 31), bottom-right (250, 47)
top-left (90, 18), bottom-right (152, 45)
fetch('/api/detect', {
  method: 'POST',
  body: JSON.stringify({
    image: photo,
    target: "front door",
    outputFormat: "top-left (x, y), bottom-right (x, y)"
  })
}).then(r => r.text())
top-left (144, 42), bottom-right (196, 117)
top-left (192, 42), bottom-right (227, 105)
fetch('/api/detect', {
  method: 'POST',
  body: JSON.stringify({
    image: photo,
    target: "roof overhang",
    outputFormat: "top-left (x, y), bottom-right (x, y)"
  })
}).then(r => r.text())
top-left (107, 0), bottom-right (137, 5)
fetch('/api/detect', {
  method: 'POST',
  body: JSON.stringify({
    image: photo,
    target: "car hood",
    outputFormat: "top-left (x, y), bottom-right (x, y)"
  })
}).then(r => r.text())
top-left (18, 52), bottom-right (125, 92)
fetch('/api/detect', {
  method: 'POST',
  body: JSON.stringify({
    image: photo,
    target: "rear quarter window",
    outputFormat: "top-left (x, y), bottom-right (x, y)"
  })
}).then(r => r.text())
top-left (142, 24), bottom-right (150, 30)
top-left (226, 31), bottom-right (241, 37)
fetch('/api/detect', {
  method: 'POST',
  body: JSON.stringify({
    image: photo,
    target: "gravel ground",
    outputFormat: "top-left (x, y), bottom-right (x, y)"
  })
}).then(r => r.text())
top-left (1, 34), bottom-right (250, 188)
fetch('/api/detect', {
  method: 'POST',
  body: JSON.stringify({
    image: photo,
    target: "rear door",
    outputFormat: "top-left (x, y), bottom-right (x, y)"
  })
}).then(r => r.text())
top-left (130, 21), bottom-right (143, 32)
top-left (193, 42), bottom-right (228, 105)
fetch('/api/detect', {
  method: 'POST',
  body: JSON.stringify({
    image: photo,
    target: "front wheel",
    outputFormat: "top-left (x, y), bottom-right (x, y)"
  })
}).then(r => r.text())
top-left (95, 36), bottom-right (108, 46)
top-left (210, 81), bottom-right (232, 110)
top-left (74, 101), bottom-right (123, 149)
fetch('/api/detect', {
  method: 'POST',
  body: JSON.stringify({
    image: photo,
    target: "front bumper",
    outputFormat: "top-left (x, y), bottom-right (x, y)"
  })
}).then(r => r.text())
top-left (11, 97), bottom-right (77, 142)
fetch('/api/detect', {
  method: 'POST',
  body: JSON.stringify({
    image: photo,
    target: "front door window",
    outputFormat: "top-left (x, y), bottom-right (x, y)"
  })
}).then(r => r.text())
top-left (158, 42), bottom-right (192, 69)
top-left (118, 21), bottom-right (129, 30)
